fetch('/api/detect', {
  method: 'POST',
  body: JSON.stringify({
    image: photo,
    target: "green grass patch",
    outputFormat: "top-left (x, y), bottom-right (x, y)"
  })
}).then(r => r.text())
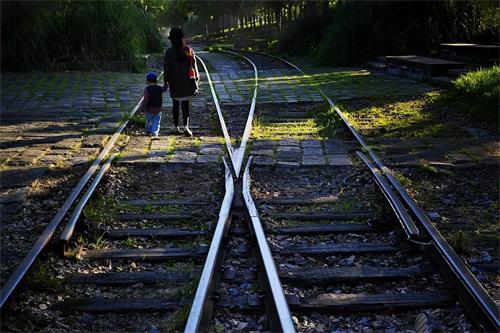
top-left (448, 65), bottom-right (499, 124)
top-left (126, 113), bottom-right (145, 127)
top-left (83, 195), bottom-right (120, 224)
top-left (252, 116), bottom-right (320, 140)
top-left (26, 264), bottom-right (60, 292)
top-left (313, 104), bottom-right (344, 138)
top-left (342, 93), bottom-right (468, 139)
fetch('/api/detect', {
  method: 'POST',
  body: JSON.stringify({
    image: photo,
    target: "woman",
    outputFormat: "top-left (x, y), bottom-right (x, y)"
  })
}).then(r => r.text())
top-left (163, 27), bottom-right (199, 137)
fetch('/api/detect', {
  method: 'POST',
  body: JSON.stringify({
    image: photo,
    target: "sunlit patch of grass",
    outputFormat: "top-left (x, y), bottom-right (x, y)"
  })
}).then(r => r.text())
top-left (252, 116), bottom-right (320, 140)
top-left (342, 93), bottom-right (468, 139)
top-left (393, 171), bottom-right (413, 188)
top-left (414, 163), bottom-right (452, 176)
top-left (77, 233), bottom-right (108, 250)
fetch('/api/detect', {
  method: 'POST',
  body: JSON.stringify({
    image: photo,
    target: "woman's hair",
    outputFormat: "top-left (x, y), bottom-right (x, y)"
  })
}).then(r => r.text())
top-left (169, 27), bottom-right (189, 61)
top-left (171, 38), bottom-right (189, 61)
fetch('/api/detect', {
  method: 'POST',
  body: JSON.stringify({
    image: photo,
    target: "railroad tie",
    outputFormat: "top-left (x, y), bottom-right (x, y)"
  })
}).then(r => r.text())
top-left (276, 242), bottom-right (396, 255)
top-left (279, 265), bottom-right (426, 284)
top-left (82, 246), bottom-right (208, 261)
top-left (107, 227), bottom-right (208, 238)
top-left (286, 292), bottom-right (455, 312)
top-left (66, 271), bottom-right (197, 285)
top-left (55, 297), bottom-right (181, 313)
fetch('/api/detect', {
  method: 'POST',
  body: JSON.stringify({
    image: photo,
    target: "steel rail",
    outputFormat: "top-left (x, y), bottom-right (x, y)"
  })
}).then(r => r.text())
top-left (220, 50), bottom-right (258, 177)
top-left (242, 157), bottom-right (296, 333)
top-left (195, 54), bottom-right (236, 167)
top-left (59, 154), bottom-right (117, 244)
top-left (0, 72), bottom-right (162, 308)
top-left (184, 158), bottom-right (234, 333)
top-left (196, 50), bottom-right (258, 178)
top-left (266, 55), bottom-right (499, 331)
top-left (356, 151), bottom-right (419, 239)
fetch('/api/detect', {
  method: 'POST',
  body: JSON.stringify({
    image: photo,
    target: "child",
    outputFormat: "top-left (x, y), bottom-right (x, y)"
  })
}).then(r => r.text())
top-left (140, 71), bottom-right (167, 138)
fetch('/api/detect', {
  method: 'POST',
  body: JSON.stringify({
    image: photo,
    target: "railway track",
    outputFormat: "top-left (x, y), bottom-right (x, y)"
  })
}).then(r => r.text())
top-left (1, 47), bottom-right (498, 332)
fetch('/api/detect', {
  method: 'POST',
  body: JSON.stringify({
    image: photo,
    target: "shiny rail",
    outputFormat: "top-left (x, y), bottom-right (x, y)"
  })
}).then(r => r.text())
top-left (184, 159), bottom-right (234, 333)
top-left (242, 157), bottom-right (296, 333)
top-left (196, 51), bottom-right (258, 178)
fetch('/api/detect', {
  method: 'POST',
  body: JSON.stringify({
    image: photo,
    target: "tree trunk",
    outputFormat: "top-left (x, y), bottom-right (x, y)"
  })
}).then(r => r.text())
top-left (322, 0), bottom-right (329, 16)
top-left (275, 7), bottom-right (281, 29)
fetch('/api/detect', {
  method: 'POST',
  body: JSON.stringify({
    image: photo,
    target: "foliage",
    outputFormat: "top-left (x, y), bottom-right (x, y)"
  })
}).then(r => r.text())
top-left (1, 1), bottom-right (162, 70)
top-left (453, 66), bottom-right (500, 102)
top-left (26, 264), bottom-right (60, 292)
top-left (83, 195), bottom-right (119, 225)
top-left (448, 66), bottom-right (500, 123)
top-left (316, 1), bottom-right (499, 65)
top-left (313, 104), bottom-right (344, 139)
top-left (277, 8), bottom-right (331, 56)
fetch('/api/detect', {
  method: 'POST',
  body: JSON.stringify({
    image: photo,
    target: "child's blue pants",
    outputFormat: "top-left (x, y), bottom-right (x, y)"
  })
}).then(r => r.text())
top-left (145, 112), bottom-right (161, 135)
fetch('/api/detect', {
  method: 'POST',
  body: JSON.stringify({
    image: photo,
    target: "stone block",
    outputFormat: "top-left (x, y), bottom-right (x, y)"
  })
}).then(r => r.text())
top-left (250, 149), bottom-right (273, 156)
top-left (253, 156), bottom-right (274, 165)
top-left (199, 147), bottom-right (224, 155)
top-left (302, 156), bottom-right (326, 166)
top-left (150, 138), bottom-right (170, 151)
top-left (301, 140), bottom-right (322, 148)
top-left (197, 155), bottom-right (220, 163)
top-left (327, 154), bottom-right (353, 166)
top-left (303, 148), bottom-right (323, 156)
top-left (279, 139), bottom-right (300, 147)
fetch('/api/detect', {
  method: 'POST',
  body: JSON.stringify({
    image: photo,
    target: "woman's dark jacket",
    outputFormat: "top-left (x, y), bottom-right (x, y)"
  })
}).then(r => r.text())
top-left (163, 46), bottom-right (199, 99)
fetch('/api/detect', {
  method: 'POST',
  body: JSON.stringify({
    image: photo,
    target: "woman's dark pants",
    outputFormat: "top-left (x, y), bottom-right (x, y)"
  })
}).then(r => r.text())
top-left (172, 100), bottom-right (190, 127)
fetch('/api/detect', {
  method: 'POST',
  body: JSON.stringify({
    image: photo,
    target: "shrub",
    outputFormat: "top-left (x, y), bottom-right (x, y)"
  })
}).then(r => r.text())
top-left (315, 1), bottom-right (499, 66)
top-left (453, 65), bottom-right (500, 100)
top-left (277, 10), bottom-right (331, 56)
top-left (1, 1), bottom-right (162, 70)
top-left (452, 66), bottom-right (500, 123)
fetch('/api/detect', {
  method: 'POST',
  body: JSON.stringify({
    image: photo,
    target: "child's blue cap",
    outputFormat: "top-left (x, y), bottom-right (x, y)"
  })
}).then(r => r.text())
top-left (146, 71), bottom-right (157, 81)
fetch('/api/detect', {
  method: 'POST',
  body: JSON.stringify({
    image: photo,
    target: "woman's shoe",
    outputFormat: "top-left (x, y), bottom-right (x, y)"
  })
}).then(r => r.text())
top-left (184, 126), bottom-right (193, 137)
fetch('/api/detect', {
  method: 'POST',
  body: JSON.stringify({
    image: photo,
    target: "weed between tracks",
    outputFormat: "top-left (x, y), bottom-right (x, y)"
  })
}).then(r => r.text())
top-left (26, 264), bottom-right (60, 292)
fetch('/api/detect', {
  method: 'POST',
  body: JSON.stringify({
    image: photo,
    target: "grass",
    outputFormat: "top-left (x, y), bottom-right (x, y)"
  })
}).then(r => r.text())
top-left (78, 232), bottom-right (108, 250)
top-left (83, 194), bottom-right (120, 225)
top-left (448, 65), bottom-right (500, 124)
top-left (252, 115), bottom-right (321, 140)
top-left (126, 113), bottom-right (146, 127)
top-left (313, 104), bottom-right (344, 138)
top-left (26, 264), bottom-right (60, 292)
top-left (341, 92), bottom-right (469, 139)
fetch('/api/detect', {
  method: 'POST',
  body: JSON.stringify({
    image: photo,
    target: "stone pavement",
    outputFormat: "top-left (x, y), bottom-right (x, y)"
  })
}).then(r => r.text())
top-left (370, 137), bottom-right (500, 167)
top-left (198, 51), bottom-right (323, 105)
top-left (251, 139), bottom-right (354, 167)
top-left (1, 72), bottom-right (144, 215)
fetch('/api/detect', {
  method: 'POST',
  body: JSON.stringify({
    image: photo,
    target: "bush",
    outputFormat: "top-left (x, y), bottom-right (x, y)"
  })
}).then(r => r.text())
top-left (277, 10), bottom-right (331, 56)
top-left (1, 1), bottom-right (162, 70)
top-left (454, 66), bottom-right (500, 100)
top-left (317, 2), bottom-right (401, 65)
top-left (451, 66), bottom-right (500, 122)
top-left (315, 0), bottom-right (499, 66)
